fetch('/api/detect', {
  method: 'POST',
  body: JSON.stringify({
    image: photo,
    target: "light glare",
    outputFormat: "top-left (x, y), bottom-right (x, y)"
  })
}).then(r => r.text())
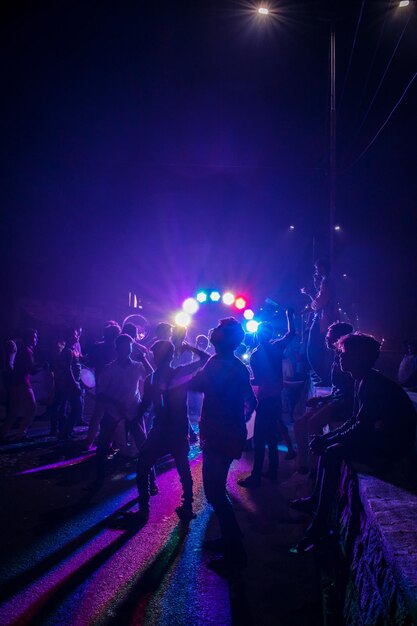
top-left (235, 297), bottom-right (247, 310)
top-left (399, 1), bottom-right (409, 7)
top-left (243, 309), bottom-right (255, 320)
top-left (175, 311), bottom-right (191, 327)
top-left (258, 7), bottom-right (269, 14)
top-left (183, 297), bottom-right (199, 314)
top-left (196, 291), bottom-right (208, 303)
top-left (210, 291), bottom-right (221, 302)
top-left (246, 320), bottom-right (260, 333)
top-left (222, 292), bottom-right (235, 305)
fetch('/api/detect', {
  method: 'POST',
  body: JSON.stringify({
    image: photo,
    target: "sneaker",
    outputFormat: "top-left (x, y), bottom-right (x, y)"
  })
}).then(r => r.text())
top-left (237, 475), bottom-right (261, 488)
top-left (175, 505), bottom-right (197, 523)
top-left (288, 497), bottom-right (314, 515)
top-left (207, 546), bottom-right (247, 575)
top-left (123, 508), bottom-right (149, 525)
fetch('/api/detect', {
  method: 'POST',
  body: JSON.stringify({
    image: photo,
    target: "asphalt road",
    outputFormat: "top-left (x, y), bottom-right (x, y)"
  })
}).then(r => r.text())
top-left (0, 428), bottom-right (322, 626)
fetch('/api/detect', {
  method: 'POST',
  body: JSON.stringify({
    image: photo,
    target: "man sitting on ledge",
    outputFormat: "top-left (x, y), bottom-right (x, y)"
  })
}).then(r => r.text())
top-left (290, 332), bottom-right (417, 553)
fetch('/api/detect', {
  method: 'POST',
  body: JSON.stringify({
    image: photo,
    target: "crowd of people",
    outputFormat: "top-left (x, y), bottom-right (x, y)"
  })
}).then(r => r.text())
top-left (1, 258), bottom-right (416, 572)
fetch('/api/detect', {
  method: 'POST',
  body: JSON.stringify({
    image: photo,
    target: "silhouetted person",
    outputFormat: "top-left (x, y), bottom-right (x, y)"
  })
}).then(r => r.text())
top-left (57, 326), bottom-right (84, 440)
top-left (398, 340), bottom-right (417, 390)
top-left (189, 318), bottom-right (257, 572)
top-left (302, 258), bottom-right (336, 385)
top-left (155, 322), bottom-right (172, 341)
top-left (294, 322), bottom-right (354, 474)
top-left (238, 308), bottom-right (296, 488)
top-left (93, 334), bottom-right (154, 487)
top-left (290, 333), bottom-right (417, 553)
top-left (85, 322), bottom-right (121, 447)
top-left (1, 329), bottom-right (38, 441)
top-left (122, 322), bottom-right (152, 366)
top-left (131, 340), bottom-right (209, 524)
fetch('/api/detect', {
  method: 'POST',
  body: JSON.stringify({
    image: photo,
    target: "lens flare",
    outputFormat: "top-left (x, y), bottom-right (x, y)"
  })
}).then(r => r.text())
top-left (243, 309), bottom-right (254, 320)
top-left (182, 297), bottom-right (199, 314)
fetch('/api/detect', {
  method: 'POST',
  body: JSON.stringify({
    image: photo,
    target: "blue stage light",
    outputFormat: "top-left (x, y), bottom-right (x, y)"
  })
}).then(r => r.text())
top-left (210, 291), bottom-right (221, 302)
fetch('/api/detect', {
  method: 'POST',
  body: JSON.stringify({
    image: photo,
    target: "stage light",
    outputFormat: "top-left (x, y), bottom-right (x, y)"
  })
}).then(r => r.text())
top-left (196, 291), bottom-right (207, 303)
top-left (175, 311), bottom-right (191, 327)
top-left (246, 320), bottom-right (259, 333)
top-left (334, 225), bottom-right (341, 231)
top-left (222, 292), bottom-right (235, 305)
top-left (235, 297), bottom-right (246, 310)
top-left (210, 290), bottom-right (221, 302)
top-left (289, 225), bottom-right (295, 230)
top-left (399, 1), bottom-right (409, 7)
top-left (183, 297), bottom-right (199, 314)
top-left (258, 7), bottom-right (269, 14)
top-left (243, 309), bottom-right (254, 320)
top-left (242, 353), bottom-right (250, 361)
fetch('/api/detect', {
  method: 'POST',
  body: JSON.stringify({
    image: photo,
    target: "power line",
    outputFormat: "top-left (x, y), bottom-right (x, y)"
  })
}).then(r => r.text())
top-left (338, 0), bottom-right (367, 115)
top-left (356, 11), bottom-right (412, 134)
top-left (352, 70), bottom-right (417, 166)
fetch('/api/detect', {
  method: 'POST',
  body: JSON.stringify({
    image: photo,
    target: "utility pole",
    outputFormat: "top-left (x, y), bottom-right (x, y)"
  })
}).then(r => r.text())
top-left (329, 25), bottom-right (336, 265)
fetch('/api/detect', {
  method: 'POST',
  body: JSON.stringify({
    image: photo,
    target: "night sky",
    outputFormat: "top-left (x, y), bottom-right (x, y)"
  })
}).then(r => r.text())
top-left (1, 0), bottom-right (417, 338)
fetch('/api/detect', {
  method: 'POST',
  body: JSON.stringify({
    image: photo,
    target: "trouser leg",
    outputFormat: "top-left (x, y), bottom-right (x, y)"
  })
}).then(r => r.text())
top-left (15, 387), bottom-right (37, 437)
top-left (96, 413), bottom-right (119, 482)
top-left (252, 405), bottom-right (268, 477)
top-left (203, 448), bottom-right (242, 545)
top-left (136, 431), bottom-right (167, 510)
top-left (294, 413), bottom-right (310, 468)
top-left (307, 443), bottom-right (346, 536)
top-left (172, 440), bottom-right (193, 507)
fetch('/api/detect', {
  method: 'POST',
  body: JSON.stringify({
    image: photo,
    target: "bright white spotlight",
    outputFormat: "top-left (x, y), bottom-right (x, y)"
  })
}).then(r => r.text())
top-left (334, 225), bottom-right (341, 231)
top-left (243, 309), bottom-right (255, 320)
top-left (242, 353), bottom-right (250, 361)
top-left (246, 320), bottom-right (260, 333)
top-left (258, 7), bottom-right (269, 14)
top-left (222, 292), bottom-right (235, 306)
top-left (210, 290), bottom-right (221, 302)
top-left (289, 225), bottom-right (295, 230)
top-left (175, 311), bottom-right (191, 327)
top-left (399, 1), bottom-right (409, 7)
top-left (183, 297), bottom-right (199, 314)
top-left (196, 291), bottom-right (207, 303)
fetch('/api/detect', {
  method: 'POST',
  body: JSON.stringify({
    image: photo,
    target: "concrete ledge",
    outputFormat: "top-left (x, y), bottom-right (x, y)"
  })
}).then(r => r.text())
top-left (337, 466), bottom-right (417, 625)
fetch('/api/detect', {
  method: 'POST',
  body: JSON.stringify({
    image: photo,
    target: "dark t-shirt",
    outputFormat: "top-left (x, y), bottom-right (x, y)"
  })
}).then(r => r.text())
top-left (141, 361), bottom-right (205, 439)
top-left (10, 346), bottom-right (34, 387)
top-left (250, 335), bottom-right (292, 398)
top-left (88, 341), bottom-right (117, 378)
top-left (189, 355), bottom-right (257, 453)
top-left (327, 369), bottom-right (416, 459)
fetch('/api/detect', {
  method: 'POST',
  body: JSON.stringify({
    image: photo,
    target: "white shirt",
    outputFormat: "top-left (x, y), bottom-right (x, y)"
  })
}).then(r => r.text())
top-left (97, 358), bottom-right (146, 421)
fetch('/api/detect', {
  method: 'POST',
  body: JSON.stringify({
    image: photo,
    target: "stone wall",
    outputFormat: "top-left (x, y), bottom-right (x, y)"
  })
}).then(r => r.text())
top-left (336, 465), bottom-right (417, 625)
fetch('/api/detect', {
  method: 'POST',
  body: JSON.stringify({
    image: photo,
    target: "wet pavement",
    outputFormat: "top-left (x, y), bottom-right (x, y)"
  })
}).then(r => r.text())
top-left (0, 428), bottom-right (322, 625)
